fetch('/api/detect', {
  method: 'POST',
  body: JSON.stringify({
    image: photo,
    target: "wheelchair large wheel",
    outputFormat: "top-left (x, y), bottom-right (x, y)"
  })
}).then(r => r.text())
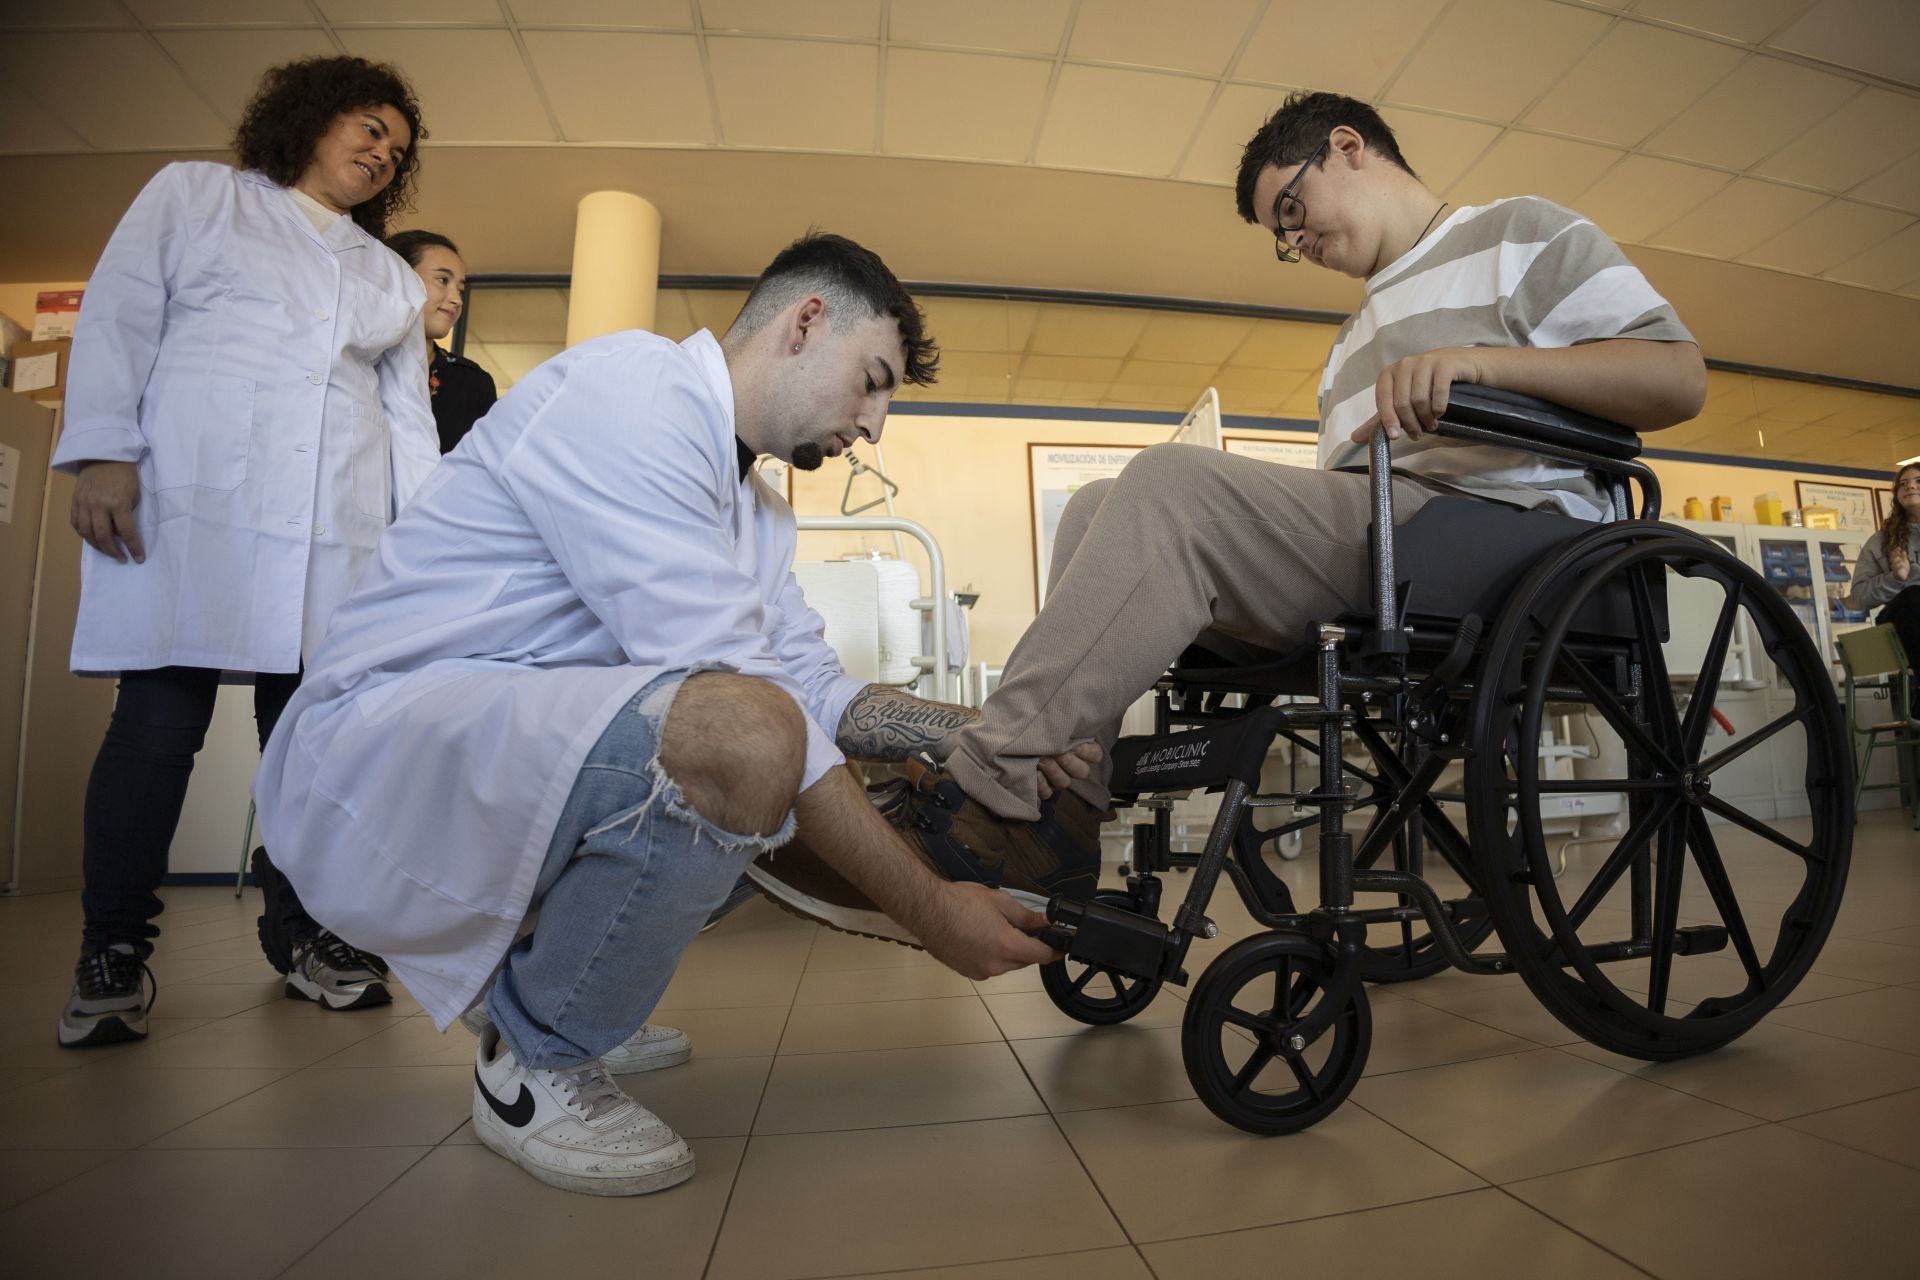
top-left (1468, 523), bottom-right (1851, 1060)
top-left (1182, 931), bottom-right (1370, 1135)
top-left (1039, 890), bottom-right (1164, 1025)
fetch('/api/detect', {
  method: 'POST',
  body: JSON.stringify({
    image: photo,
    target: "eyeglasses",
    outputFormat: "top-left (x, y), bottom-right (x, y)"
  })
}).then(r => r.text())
top-left (1271, 140), bottom-right (1327, 264)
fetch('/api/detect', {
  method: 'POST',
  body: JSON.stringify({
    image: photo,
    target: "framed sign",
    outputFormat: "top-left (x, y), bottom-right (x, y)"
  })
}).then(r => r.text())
top-left (1222, 433), bottom-right (1318, 469)
top-left (1795, 480), bottom-right (1875, 533)
top-left (1029, 443), bottom-right (1145, 607)
top-left (1873, 486), bottom-right (1895, 528)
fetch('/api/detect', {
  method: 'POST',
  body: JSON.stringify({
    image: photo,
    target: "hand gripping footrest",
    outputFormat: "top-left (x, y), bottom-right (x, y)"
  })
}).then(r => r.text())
top-left (1043, 895), bottom-right (1172, 982)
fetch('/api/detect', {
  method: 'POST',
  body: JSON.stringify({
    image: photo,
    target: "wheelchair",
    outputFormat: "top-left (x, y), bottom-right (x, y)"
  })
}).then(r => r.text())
top-left (1031, 386), bottom-right (1853, 1136)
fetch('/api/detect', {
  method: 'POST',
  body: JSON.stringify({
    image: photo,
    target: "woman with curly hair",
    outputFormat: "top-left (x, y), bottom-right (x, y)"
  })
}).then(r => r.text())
top-left (50, 55), bottom-right (441, 1046)
top-left (1849, 463), bottom-right (1920, 689)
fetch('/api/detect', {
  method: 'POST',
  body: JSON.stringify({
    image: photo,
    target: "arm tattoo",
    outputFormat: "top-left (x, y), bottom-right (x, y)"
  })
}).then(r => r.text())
top-left (836, 684), bottom-right (980, 761)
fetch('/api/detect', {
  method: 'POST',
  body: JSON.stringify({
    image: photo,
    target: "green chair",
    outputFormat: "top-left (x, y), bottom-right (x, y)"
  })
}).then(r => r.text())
top-left (1835, 623), bottom-right (1920, 828)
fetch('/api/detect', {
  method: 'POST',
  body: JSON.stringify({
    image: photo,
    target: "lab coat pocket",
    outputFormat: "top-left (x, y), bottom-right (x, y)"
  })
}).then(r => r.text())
top-left (349, 401), bottom-right (391, 520)
top-left (341, 276), bottom-right (416, 354)
top-left (152, 374), bottom-right (254, 491)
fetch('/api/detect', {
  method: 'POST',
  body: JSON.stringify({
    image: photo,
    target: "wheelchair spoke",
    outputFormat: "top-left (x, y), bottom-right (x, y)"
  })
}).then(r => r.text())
top-left (1287, 1053), bottom-right (1325, 1102)
top-left (1565, 792), bottom-right (1682, 930)
top-left (1230, 1045), bottom-right (1276, 1097)
top-left (1559, 651), bottom-right (1679, 776)
top-left (1627, 561), bottom-right (1687, 750)
top-left (1686, 809), bottom-right (1766, 986)
top-left (1644, 811), bottom-right (1689, 1015)
top-left (1222, 1008), bottom-right (1271, 1036)
top-left (1528, 778), bottom-right (1673, 794)
top-left (1068, 964), bottom-right (1101, 996)
top-left (1699, 794), bottom-right (1814, 860)
top-left (1699, 707), bottom-right (1806, 777)
top-left (1681, 585), bottom-right (1743, 757)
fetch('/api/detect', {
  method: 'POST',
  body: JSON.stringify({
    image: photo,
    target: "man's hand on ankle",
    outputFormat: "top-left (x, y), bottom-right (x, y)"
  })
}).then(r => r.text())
top-left (1037, 742), bottom-right (1102, 799)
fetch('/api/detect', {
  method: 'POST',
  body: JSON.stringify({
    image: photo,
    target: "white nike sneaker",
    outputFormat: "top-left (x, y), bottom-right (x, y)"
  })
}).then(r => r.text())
top-left (471, 1023), bottom-right (694, 1196)
top-left (459, 1007), bottom-right (691, 1075)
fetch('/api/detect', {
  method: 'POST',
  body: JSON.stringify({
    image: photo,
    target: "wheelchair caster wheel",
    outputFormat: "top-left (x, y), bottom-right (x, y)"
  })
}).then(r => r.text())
top-left (1276, 828), bottom-right (1304, 861)
top-left (1183, 932), bottom-right (1370, 1135)
top-left (1039, 891), bottom-right (1164, 1026)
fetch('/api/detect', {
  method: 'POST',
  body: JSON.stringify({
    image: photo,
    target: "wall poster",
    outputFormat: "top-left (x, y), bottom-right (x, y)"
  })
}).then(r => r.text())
top-left (1028, 443), bottom-right (1144, 607)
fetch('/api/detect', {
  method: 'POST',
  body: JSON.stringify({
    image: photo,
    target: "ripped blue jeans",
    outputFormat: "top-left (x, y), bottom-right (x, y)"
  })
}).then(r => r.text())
top-left (485, 669), bottom-right (796, 1070)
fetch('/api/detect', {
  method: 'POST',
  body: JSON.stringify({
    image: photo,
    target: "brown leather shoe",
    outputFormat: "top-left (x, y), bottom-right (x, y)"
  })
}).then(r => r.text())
top-left (897, 757), bottom-right (1103, 909)
top-left (746, 762), bottom-right (1104, 943)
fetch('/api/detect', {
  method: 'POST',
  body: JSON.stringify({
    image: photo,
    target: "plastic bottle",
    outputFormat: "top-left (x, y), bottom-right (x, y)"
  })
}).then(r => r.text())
top-left (1683, 497), bottom-right (1705, 520)
top-left (1710, 496), bottom-right (1734, 521)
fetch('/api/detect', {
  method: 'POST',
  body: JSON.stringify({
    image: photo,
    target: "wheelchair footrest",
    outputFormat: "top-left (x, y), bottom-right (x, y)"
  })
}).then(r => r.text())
top-left (1042, 896), bottom-right (1174, 983)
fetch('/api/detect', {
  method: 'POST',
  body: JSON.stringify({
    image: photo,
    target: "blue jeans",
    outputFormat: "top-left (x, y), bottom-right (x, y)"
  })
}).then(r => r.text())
top-left (485, 670), bottom-right (796, 1070)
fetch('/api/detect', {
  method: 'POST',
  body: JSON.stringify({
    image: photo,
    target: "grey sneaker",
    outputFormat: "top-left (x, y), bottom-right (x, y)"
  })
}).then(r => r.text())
top-left (460, 1006), bottom-right (690, 1075)
top-left (57, 943), bottom-right (154, 1048)
top-left (285, 931), bottom-right (392, 1010)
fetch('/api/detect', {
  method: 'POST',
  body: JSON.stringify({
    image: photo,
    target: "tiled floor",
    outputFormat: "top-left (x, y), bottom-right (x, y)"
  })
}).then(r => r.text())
top-left (2, 810), bottom-right (1917, 1279)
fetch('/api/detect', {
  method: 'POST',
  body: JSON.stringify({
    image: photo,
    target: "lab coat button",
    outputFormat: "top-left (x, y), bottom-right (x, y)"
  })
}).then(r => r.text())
top-left (307, 372), bottom-right (323, 385)
top-left (313, 525), bottom-right (326, 537)
top-left (315, 310), bottom-right (329, 321)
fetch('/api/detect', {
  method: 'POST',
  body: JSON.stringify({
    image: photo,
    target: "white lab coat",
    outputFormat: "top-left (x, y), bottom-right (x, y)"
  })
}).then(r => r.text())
top-left (254, 329), bottom-right (868, 1027)
top-left (51, 161), bottom-right (439, 674)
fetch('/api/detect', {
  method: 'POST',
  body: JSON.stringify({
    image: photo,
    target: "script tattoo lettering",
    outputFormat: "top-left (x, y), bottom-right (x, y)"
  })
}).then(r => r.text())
top-left (836, 685), bottom-right (980, 760)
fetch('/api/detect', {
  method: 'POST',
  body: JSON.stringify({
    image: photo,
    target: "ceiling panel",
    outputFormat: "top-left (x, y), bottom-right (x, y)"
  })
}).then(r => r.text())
top-left (883, 49), bottom-right (1052, 164)
top-left (1066, 0), bottom-right (1260, 77)
top-left (1018, 353), bottom-right (1125, 382)
top-left (1741, 199), bottom-right (1912, 275)
top-left (156, 28), bottom-right (340, 125)
top-left (0, 32), bottom-right (227, 150)
top-left (127, 0), bottom-right (313, 22)
top-left (1446, 131), bottom-right (1625, 209)
top-left (1028, 304), bottom-right (1150, 357)
top-left (1769, 0), bottom-right (1920, 92)
top-left (1177, 82), bottom-right (1291, 185)
top-left (1383, 0), bottom-right (1612, 123)
top-left (1520, 22), bottom-right (1745, 148)
top-left (706, 37), bottom-right (877, 151)
top-left (1377, 109), bottom-right (1502, 194)
top-left (0, 0), bottom-right (128, 24)
top-left (917, 298), bottom-right (1038, 353)
top-left (1630, 0), bottom-right (1816, 45)
top-left (318, 0), bottom-right (501, 20)
top-left (699, 0), bottom-right (880, 40)
top-left (521, 31), bottom-right (712, 144)
top-left (887, 0), bottom-right (1070, 56)
top-left (1822, 219), bottom-right (1920, 290)
top-left (342, 28), bottom-right (555, 142)
top-left (1129, 313), bottom-right (1255, 364)
top-left (1847, 149), bottom-right (1920, 214)
top-left (1228, 321), bottom-right (1334, 372)
top-left (504, 1), bottom-right (692, 24)
top-left (1642, 55), bottom-right (1860, 170)
top-left (1235, 0), bottom-right (1448, 101)
top-left (0, 76), bottom-right (90, 154)
top-left (1648, 177), bottom-right (1828, 257)
top-left (1752, 88), bottom-right (1920, 193)
top-left (1209, 365), bottom-right (1310, 399)
top-left (933, 350), bottom-right (1015, 379)
top-left (1574, 155), bottom-right (1733, 244)
top-left (1033, 64), bottom-right (1215, 176)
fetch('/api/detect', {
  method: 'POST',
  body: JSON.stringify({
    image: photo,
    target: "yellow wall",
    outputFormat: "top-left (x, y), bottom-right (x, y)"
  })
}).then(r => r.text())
top-left (782, 410), bottom-right (1898, 673)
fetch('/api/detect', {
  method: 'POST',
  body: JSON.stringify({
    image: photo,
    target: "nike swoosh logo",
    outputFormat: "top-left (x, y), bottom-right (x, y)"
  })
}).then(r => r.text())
top-left (474, 1068), bottom-right (536, 1127)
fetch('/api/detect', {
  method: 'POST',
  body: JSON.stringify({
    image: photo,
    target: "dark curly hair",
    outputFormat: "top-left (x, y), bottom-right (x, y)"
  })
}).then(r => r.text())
top-left (234, 56), bottom-right (425, 239)
top-left (1880, 463), bottom-right (1918, 573)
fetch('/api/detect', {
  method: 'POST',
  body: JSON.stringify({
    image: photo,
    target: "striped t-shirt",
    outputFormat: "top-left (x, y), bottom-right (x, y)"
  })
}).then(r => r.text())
top-left (1318, 197), bottom-right (1693, 520)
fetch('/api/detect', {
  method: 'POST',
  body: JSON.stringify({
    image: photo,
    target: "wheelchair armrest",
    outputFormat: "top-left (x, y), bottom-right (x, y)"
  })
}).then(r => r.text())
top-left (1438, 385), bottom-right (1643, 461)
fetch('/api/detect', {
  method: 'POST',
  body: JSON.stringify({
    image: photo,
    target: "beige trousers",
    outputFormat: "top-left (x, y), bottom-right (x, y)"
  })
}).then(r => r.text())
top-left (940, 443), bottom-right (1440, 820)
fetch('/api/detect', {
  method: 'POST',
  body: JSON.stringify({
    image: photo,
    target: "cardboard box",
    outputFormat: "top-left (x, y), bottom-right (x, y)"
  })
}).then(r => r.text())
top-left (6, 337), bottom-right (69, 403)
top-left (32, 289), bottom-right (83, 341)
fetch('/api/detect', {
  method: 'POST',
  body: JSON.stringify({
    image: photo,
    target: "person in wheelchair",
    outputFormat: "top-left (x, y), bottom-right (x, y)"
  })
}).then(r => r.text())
top-left (752, 90), bottom-right (1707, 924)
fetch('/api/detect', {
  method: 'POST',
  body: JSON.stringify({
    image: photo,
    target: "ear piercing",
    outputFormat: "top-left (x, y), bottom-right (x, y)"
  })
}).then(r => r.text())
top-left (792, 343), bottom-right (802, 353)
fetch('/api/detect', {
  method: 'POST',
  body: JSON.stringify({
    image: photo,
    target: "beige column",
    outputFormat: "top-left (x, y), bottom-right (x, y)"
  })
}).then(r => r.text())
top-left (564, 191), bottom-right (662, 347)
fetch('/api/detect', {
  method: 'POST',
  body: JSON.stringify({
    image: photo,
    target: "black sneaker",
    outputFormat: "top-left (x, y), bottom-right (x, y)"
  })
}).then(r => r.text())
top-left (252, 846), bottom-right (295, 974)
top-left (58, 944), bottom-right (155, 1048)
top-left (286, 931), bottom-right (393, 1011)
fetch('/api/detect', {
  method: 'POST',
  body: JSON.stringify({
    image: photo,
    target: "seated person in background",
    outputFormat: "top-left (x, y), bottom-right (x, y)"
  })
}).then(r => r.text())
top-left (753, 90), bottom-right (1709, 931)
top-left (383, 228), bottom-right (497, 453)
top-left (1849, 462), bottom-right (1920, 694)
top-left (253, 234), bottom-right (1084, 1198)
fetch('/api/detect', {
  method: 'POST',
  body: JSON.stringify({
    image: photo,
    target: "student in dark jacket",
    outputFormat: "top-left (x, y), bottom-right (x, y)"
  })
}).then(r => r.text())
top-left (385, 229), bottom-right (497, 453)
